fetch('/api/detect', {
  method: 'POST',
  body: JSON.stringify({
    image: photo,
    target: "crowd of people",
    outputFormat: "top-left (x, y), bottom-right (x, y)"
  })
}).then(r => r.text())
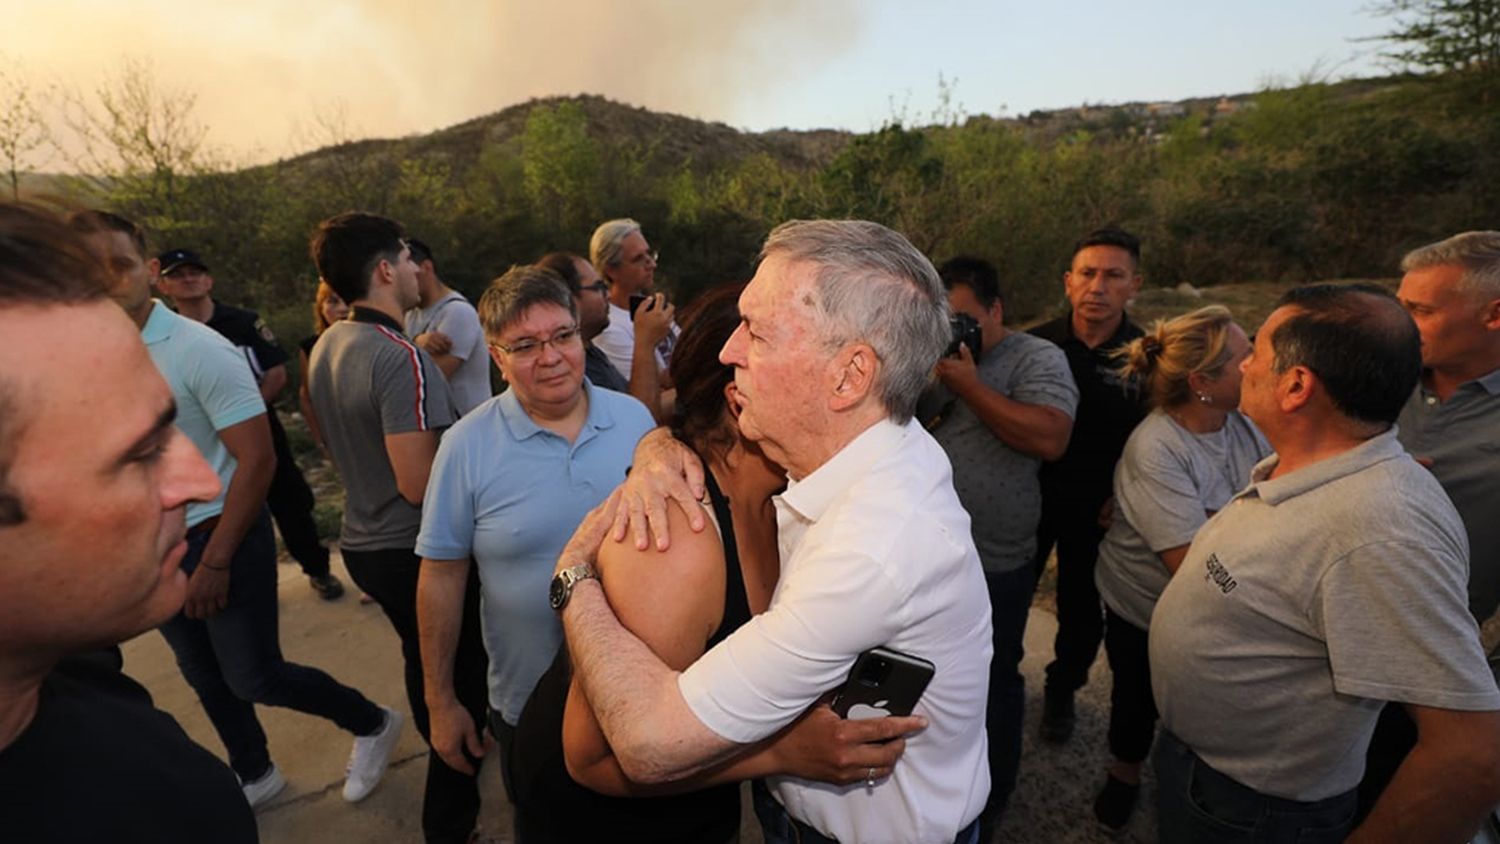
top-left (1, 200), bottom-right (1498, 844)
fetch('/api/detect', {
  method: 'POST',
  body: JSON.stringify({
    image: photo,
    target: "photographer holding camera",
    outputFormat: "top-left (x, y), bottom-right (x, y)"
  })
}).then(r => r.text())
top-left (918, 255), bottom-right (1078, 838)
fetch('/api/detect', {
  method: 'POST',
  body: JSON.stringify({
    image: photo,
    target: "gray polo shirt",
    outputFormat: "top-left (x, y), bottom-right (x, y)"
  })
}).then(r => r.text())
top-left (1150, 429), bottom-right (1500, 801)
top-left (1397, 366), bottom-right (1500, 622)
top-left (921, 331), bottom-right (1078, 573)
top-left (1095, 409), bottom-right (1269, 630)
top-left (309, 308), bottom-right (457, 552)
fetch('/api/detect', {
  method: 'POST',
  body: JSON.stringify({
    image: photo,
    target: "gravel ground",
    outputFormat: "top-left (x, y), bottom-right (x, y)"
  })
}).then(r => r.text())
top-left (998, 597), bottom-right (1159, 844)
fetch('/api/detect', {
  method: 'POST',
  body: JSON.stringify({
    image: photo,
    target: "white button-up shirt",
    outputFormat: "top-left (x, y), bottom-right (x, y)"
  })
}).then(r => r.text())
top-left (679, 418), bottom-right (992, 843)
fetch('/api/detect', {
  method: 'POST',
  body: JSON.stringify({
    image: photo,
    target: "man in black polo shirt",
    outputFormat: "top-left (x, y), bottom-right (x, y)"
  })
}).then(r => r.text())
top-left (157, 248), bottom-right (344, 601)
top-left (1029, 227), bottom-right (1147, 743)
top-left (0, 203), bottom-right (256, 842)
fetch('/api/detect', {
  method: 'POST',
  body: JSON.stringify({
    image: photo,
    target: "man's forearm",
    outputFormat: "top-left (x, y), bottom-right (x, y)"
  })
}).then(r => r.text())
top-left (1351, 734), bottom-right (1500, 843)
top-left (950, 378), bottom-right (1072, 460)
top-left (202, 432), bottom-right (275, 565)
top-left (416, 559), bottom-right (470, 706)
top-left (258, 366), bottom-right (288, 404)
top-left (562, 579), bottom-right (736, 783)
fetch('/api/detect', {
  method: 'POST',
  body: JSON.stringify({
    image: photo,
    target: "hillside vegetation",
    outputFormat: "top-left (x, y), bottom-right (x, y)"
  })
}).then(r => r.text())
top-left (37, 72), bottom-right (1500, 348)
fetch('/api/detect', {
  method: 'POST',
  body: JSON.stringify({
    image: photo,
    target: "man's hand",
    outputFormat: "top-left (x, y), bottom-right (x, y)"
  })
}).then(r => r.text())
top-left (769, 703), bottom-right (926, 786)
top-left (414, 331), bottom-right (453, 357)
top-left (633, 294), bottom-right (675, 350)
top-left (610, 429), bottom-right (707, 550)
top-left (428, 697), bottom-right (491, 775)
top-left (933, 344), bottom-right (978, 391)
top-left (184, 561), bottom-right (231, 620)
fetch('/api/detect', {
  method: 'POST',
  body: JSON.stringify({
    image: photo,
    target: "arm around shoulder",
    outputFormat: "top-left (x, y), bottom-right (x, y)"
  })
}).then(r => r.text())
top-left (563, 499), bottom-right (725, 792)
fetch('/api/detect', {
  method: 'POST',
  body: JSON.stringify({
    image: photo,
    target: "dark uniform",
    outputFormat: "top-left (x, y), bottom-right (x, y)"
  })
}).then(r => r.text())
top-left (206, 301), bottom-right (337, 591)
top-left (1029, 311), bottom-right (1146, 721)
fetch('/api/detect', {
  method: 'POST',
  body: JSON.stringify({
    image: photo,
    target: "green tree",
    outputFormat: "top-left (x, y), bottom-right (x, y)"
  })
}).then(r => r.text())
top-left (1370, 1), bottom-right (1500, 87)
top-left (520, 101), bottom-right (601, 232)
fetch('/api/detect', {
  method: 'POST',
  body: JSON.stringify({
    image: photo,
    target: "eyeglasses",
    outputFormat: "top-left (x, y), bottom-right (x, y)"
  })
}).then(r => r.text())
top-left (627, 250), bottom-right (659, 267)
top-left (490, 326), bottom-right (581, 360)
top-left (583, 281), bottom-right (609, 295)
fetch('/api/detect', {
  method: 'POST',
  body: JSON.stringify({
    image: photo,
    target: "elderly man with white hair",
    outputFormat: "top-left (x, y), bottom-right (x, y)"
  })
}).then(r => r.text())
top-left (552, 219), bottom-right (993, 844)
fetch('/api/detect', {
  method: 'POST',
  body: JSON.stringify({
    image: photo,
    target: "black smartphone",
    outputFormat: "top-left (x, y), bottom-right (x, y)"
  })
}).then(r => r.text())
top-left (628, 292), bottom-right (650, 317)
top-left (830, 647), bottom-right (935, 719)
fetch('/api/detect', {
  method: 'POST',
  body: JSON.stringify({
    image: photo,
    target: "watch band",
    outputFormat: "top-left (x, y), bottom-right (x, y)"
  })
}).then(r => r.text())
top-left (550, 563), bottom-right (598, 611)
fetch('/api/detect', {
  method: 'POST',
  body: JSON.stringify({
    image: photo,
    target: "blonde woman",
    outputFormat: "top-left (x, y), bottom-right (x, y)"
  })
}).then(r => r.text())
top-left (1091, 305), bottom-right (1271, 832)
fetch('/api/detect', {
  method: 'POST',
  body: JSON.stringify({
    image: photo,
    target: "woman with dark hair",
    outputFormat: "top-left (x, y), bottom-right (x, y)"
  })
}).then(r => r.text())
top-left (510, 283), bottom-right (871, 843)
top-left (1090, 305), bottom-right (1271, 832)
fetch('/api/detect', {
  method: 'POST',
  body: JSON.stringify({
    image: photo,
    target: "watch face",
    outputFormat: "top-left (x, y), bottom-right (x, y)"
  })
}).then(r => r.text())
top-left (549, 573), bottom-right (568, 610)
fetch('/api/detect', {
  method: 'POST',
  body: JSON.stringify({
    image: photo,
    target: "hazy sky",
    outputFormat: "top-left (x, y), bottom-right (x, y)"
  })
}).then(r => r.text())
top-left (2, 0), bottom-right (1390, 165)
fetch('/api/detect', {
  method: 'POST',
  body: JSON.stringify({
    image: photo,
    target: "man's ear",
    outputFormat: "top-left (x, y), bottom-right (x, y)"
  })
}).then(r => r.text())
top-left (723, 381), bottom-right (744, 420)
top-left (1481, 296), bottom-right (1500, 332)
top-left (147, 257), bottom-right (161, 282)
top-left (1277, 365), bottom-right (1316, 414)
top-left (829, 342), bottom-right (878, 412)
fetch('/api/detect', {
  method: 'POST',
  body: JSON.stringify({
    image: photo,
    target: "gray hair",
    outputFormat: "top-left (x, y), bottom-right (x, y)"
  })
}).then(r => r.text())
top-left (762, 219), bottom-right (950, 423)
top-left (590, 218), bottom-right (642, 280)
top-left (1401, 231), bottom-right (1500, 299)
top-left (477, 265), bottom-right (578, 341)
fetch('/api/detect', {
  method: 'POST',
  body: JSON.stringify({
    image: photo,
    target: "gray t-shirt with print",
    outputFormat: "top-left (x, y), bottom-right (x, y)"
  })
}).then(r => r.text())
top-left (1150, 430), bottom-right (1500, 802)
top-left (921, 330), bottom-right (1079, 573)
top-left (1095, 409), bottom-right (1270, 630)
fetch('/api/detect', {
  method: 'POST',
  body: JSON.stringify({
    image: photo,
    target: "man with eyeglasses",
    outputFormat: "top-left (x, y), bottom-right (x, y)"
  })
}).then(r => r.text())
top-left (415, 264), bottom-right (654, 836)
top-left (590, 218), bottom-right (677, 420)
top-left (307, 213), bottom-right (490, 844)
top-left (535, 251), bottom-right (629, 394)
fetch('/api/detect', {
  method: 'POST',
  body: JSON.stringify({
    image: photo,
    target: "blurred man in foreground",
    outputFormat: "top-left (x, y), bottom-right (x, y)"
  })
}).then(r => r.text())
top-left (0, 202), bottom-right (255, 841)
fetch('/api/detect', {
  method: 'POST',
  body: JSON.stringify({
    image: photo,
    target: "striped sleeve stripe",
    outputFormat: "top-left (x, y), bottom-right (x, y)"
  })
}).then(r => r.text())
top-left (373, 325), bottom-right (429, 431)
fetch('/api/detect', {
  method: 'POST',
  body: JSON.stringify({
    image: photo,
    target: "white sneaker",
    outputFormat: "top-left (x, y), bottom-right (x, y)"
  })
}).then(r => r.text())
top-left (240, 764), bottom-right (286, 811)
top-left (344, 706), bottom-right (403, 802)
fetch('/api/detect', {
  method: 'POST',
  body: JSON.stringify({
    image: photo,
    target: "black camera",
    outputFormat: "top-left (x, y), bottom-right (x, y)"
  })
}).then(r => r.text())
top-left (947, 313), bottom-right (982, 360)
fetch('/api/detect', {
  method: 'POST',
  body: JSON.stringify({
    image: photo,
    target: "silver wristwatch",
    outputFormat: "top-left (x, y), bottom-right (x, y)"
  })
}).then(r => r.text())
top-left (549, 563), bottom-right (598, 611)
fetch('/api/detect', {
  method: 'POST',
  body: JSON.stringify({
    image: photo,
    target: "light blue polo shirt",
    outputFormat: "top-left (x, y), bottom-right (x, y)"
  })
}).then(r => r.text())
top-left (416, 380), bottom-right (654, 721)
top-left (141, 300), bottom-right (267, 528)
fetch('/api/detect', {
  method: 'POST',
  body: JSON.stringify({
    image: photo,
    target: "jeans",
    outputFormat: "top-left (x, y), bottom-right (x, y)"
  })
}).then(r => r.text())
top-left (265, 411), bottom-right (330, 579)
top-left (158, 510), bottom-right (383, 781)
top-left (980, 564), bottom-right (1039, 833)
top-left (343, 547), bottom-right (490, 844)
top-left (1033, 495), bottom-right (1107, 694)
top-left (1154, 731), bottom-right (1356, 844)
top-left (752, 779), bottom-right (981, 844)
top-left (1103, 606), bottom-right (1157, 764)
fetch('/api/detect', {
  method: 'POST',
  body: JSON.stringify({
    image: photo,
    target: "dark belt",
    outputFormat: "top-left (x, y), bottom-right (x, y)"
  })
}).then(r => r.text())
top-left (187, 515), bottom-right (221, 538)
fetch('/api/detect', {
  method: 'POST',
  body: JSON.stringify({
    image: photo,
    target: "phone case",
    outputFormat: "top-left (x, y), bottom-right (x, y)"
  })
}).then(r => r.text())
top-left (830, 647), bottom-right (936, 719)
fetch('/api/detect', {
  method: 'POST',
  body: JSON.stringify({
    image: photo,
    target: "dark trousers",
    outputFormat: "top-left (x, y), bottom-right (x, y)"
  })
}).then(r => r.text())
top-left (343, 547), bottom-right (490, 844)
top-left (265, 410), bottom-right (330, 579)
top-left (1154, 730), bottom-right (1356, 844)
top-left (753, 779), bottom-right (980, 844)
top-left (980, 564), bottom-right (1039, 832)
top-left (1033, 495), bottom-right (1107, 693)
top-left (1103, 606), bottom-right (1158, 764)
top-left (159, 511), bottom-right (383, 781)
